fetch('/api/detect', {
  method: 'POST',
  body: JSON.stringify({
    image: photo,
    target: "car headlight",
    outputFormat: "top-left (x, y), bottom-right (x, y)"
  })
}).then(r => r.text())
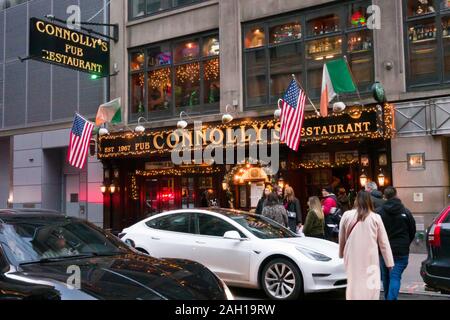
top-left (296, 246), bottom-right (331, 262)
top-left (220, 279), bottom-right (234, 300)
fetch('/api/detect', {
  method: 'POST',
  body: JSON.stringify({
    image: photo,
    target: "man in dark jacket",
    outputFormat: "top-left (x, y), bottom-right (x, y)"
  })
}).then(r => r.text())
top-left (365, 181), bottom-right (385, 209)
top-left (376, 186), bottom-right (416, 300)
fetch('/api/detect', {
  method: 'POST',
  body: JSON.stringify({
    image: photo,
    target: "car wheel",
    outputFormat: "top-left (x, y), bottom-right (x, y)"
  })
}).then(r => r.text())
top-left (261, 258), bottom-right (303, 300)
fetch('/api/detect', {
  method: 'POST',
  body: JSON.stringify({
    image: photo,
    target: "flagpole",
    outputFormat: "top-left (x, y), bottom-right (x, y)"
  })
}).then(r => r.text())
top-left (343, 56), bottom-right (364, 107)
top-left (291, 74), bottom-right (320, 116)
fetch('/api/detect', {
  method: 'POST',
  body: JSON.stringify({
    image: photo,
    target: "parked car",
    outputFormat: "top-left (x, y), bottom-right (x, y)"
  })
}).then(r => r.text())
top-left (421, 206), bottom-right (450, 294)
top-left (0, 209), bottom-right (233, 300)
top-left (120, 208), bottom-right (346, 300)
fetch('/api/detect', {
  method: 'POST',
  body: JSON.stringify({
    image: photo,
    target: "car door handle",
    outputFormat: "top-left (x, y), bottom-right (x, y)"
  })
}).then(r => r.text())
top-left (196, 241), bottom-right (206, 244)
top-left (151, 236), bottom-right (160, 240)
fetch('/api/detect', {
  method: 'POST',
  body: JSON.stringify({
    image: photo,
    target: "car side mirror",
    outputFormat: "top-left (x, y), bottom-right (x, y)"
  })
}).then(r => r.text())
top-left (223, 231), bottom-right (243, 241)
top-left (124, 239), bottom-right (135, 248)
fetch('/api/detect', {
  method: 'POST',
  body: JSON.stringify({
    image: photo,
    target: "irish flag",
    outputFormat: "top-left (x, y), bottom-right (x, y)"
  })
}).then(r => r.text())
top-left (320, 58), bottom-right (357, 117)
top-left (95, 98), bottom-right (122, 126)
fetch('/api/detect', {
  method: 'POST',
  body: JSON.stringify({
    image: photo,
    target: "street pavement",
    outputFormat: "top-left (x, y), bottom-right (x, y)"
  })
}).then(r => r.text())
top-left (231, 254), bottom-right (450, 300)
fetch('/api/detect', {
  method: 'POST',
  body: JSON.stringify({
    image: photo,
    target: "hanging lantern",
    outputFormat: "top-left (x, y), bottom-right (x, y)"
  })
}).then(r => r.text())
top-left (378, 171), bottom-right (386, 187)
top-left (359, 173), bottom-right (368, 187)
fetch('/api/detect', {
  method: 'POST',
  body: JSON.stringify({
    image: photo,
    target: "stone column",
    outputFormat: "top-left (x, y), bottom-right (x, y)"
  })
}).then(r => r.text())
top-left (219, 0), bottom-right (242, 112)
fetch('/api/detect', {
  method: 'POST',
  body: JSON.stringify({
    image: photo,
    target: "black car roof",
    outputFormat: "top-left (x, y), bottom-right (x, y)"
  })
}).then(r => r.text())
top-left (0, 209), bottom-right (65, 220)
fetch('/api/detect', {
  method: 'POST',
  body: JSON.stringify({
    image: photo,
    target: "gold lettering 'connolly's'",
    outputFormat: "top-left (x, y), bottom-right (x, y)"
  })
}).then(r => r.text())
top-left (35, 20), bottom-right (109, 52)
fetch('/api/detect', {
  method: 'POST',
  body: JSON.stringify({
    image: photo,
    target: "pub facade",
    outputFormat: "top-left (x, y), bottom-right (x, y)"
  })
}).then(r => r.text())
top-left (104, 0), bottom-right (450, 249)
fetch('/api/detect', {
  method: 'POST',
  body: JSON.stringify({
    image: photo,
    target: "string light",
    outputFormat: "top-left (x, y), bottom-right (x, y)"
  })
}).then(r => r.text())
top-left (130, 175), bottom-right (139, 200)
top-left (148, 68), bottom-right (171, 89)
top-left (204, 58), bottom-right (220, 81)
top-left (135, 166), bottom-right (222, 177)
top-left (176, 62), bottom-right (200, 84)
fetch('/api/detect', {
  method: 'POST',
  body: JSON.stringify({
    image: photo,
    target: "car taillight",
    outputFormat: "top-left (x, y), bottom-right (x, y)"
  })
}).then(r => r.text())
top-left (429, 208), bottom-right (450, 247)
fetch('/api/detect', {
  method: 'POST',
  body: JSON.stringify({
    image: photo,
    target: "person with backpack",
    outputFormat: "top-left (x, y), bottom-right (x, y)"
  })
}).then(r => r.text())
top-left (376, 186), bottom-right (416, 300)
top-left (339, 191), bottom-right (394, 300)
top-left (337, 188), bottom-right (351, 212)
top-left (321, 186), bottom-right (340, 241)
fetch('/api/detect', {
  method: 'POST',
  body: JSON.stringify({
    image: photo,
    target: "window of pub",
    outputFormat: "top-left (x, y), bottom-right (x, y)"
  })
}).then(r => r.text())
top-left (243, 0), bottom-right (374, 108)
top-left (404, 0), bottom-right (450, 87)
top-left (129, 0), bottom-right (204, 19)
top-left (129, 32), bottom-right (220, 121)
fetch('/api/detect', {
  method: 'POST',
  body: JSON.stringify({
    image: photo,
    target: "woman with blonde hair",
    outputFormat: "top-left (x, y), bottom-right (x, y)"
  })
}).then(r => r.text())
top-left (283, 186), bottom-right (302, 233)
top-left (339, 191), bottom-right (394, 300)
top-left (303, 196), bottom-right (325, 239)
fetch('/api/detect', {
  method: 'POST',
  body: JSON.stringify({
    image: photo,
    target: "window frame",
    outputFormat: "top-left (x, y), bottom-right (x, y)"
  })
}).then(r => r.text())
top-left (145, 212), bottom-right (196, 235)
top-left (128, 0), bottom-right (205, 21)
top-left (195, 213), bottom-right (245, 238)
top-left (403, 0), bottom-right (450, 90)
top-left (128, 31), bottom-right (220, 122)
top-left (242, 0), bottom-right (374, 110)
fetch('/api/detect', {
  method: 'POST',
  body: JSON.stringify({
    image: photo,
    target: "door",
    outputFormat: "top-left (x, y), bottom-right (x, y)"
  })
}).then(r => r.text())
top-left (144, 212), bottom-right (197, 260)
top-left (65, 175), bottom-right (80, 218)
top-left (144, 177), bottom-right (178, 216)
top-left (193, 213), bottom-right (251, 282)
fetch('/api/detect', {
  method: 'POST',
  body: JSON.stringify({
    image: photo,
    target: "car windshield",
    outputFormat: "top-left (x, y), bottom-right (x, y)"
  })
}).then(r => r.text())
top-left (0, 216), bottom-right (129, 265)
top-left (229, 214), bottom-right (297, 239)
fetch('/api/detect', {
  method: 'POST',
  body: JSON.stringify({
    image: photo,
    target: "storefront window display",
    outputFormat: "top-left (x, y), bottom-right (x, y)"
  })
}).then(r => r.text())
top-left (404, 0), bottom-right (450, 87)
top-left (129, 32), bottom-right (220, 121)
top-left (243, 0), bottom-right (374, 107)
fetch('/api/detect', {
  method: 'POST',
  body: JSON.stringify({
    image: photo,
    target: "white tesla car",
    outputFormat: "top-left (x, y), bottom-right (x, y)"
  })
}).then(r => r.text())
top-left (120, 208), bottom-right (346, 300)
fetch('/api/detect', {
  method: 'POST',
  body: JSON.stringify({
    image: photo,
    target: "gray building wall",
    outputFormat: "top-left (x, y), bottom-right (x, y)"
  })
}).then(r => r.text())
top-left (0, 0), bottom-right (108, 225)
top-left (0, 136), bottom-right (10, 207)
top-left (0, 0), bottom-right (108, 133)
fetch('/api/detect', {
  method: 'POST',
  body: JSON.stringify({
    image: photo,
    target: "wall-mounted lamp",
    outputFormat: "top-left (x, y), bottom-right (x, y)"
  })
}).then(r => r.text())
top-left (99, 127), bottom-right (109, 136)
top-left (109, 184), bottom-right (116, 194)
top-left (100, 184), bottom-right (107, 194)
top-left (177, 111), bottom-right (192, 129)
top-left (135, 117), bottom-right (148, 133)
top-left (222, 104), bottom-right (235, 124)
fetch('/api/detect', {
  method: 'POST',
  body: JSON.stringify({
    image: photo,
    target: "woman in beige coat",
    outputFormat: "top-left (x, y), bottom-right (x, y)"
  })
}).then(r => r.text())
top-left (339, 191), bottom-right (394, 300)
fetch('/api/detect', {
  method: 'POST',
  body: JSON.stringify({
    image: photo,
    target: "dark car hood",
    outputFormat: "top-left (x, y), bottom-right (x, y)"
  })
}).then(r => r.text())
top-left (9, 253), bottom-right (225, 300)
top-left (381, 198), bottom-right (405, 216)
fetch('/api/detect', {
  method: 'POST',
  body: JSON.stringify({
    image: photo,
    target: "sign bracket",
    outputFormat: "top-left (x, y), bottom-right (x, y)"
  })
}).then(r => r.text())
top-left (45, 14), bottom-right (119, 43)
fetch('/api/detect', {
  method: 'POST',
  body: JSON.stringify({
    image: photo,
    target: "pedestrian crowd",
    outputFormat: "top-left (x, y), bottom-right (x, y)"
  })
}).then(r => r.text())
top-left (255, 180), bottom-right (416, 301)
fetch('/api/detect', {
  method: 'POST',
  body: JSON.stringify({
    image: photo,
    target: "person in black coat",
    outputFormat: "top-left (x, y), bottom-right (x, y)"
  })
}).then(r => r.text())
top-left (376, 186), bottom-right (416, 300)
top-left (283, 186), bottom-right (302, 233)
top-left (255, 186), bottom-right (271, 215)
top-left (365, 181), bottom-right (385, 210)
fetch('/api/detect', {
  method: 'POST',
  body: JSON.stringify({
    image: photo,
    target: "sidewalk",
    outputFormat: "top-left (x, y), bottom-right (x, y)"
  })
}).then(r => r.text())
top-left (398, 254), bottom-right (449, 297)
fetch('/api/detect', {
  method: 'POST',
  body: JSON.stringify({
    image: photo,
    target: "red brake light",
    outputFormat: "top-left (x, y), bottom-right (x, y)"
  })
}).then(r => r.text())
top-left (429, 207), bottom-right (450, 247)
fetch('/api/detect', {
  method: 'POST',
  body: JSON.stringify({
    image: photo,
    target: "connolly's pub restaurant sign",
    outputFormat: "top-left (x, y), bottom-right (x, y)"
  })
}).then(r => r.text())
top-left (29, 18), bottom-right (109, 77)
top-left (98, 104), bottom-right (394, 159)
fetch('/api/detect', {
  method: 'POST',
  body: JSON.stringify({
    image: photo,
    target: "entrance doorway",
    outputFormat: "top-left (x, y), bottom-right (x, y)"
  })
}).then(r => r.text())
top-left (144, 177), bottom-right (177, 216)
top-left (64, 174), bottom-right (80, 218)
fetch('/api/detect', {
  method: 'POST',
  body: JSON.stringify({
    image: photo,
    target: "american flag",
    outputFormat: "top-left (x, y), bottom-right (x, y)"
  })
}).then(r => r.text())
top-left (280, 79), bottom-right (306, 151)
top-left (68, 114), bottom-right (94, 169)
